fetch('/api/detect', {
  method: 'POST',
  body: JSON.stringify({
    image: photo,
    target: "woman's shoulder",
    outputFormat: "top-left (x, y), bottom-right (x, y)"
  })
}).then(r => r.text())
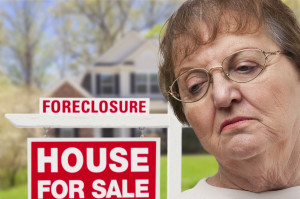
top-left (175, 177), bottom-right (300, 199)
top-left (174, 178), bottom-right (208, 199)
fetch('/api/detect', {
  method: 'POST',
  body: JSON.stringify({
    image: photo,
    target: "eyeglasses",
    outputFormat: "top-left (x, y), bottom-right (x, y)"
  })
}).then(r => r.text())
top-left (168, 49), bottom-right (281, 103)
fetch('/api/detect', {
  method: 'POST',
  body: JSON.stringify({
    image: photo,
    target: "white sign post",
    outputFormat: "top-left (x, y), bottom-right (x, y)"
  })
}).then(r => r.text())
top-left (5, 98), bottom-right (182, 199)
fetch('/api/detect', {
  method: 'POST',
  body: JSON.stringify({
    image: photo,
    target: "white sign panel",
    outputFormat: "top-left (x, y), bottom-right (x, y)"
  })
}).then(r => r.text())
top-left (40, 98), bottom-right (150, 114)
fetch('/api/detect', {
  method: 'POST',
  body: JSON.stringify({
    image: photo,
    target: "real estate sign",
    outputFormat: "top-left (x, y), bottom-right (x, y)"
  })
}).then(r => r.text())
top-left (28, 138), bottom-right (160, 199)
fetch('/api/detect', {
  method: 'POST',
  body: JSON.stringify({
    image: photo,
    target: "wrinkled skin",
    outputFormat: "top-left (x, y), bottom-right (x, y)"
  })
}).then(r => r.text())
top-left (176, 28), bottom-right (300, 192)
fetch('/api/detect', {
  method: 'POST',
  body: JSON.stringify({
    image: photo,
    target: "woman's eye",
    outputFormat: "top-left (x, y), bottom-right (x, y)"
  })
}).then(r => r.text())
top-left (187, 81), bottom-right (206, 95)
top-left (237, 65), bottom-right (255, 72)
top-left (188, 83), bottom-right (202, 94)
top-left (181, 71), bottom-right (208, 96)
top-left (234, 62), bottom-right (260, 74)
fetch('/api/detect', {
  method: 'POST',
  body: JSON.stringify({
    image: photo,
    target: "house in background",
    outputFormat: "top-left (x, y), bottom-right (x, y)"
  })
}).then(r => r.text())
top-left (47, 31), bottom-right (168, 139)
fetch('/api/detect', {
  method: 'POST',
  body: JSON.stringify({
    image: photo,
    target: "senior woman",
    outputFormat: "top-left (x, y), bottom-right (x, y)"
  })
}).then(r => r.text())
top-left (159, 0), bottom-right (300, 198)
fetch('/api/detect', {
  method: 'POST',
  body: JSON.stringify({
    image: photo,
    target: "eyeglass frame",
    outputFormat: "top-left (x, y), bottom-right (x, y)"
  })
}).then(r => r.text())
top-left (168, 48), bottom-right (282, 103)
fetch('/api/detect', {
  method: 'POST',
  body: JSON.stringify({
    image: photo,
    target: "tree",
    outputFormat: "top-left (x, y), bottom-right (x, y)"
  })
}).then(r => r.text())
top-left (0, 0), bottom-right (52, 87)
top-left (0, 75), bottom-right (42, 188)
top-left (144, 24), bottom-right (164, 38)
top-left (51, 0), bottom-right (181, 76)
top-left (0, 134), bottom-right (27, 188)
top-left (283, 0), bottom-right (300, 20)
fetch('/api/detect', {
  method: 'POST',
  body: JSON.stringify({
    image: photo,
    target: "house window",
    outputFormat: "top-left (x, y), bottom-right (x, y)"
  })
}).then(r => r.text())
top-left (101, 74), bottom-right (114, 94)
top-left (96, 74), bottom-right (119, 95)
top-left (132, 73), bottom-right (159, 94)
top-left (136, 74), bottom-right (147, 93)
top-left (150, 74), bottom-right (160, 93)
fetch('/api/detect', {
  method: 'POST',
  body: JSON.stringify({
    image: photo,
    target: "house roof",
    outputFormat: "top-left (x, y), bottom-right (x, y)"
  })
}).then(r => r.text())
top-left (79, 31), bottom-right (159, 83)
top-left (45, 78), bottom-right (91, 98)
top-left (125, 39), bottom-right (159, 64)
top-left (93, 31), bottom-right (145, 66)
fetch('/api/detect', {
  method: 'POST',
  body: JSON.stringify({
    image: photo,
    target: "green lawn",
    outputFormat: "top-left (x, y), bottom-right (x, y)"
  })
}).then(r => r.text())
top-left (0, 154), bottom-right (218, 199)
top-left (0, 184), bottom-right (27, 199)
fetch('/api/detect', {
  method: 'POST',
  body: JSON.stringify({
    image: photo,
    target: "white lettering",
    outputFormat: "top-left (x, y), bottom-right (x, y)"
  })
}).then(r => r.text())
top-left (87, 148), bottom-right (107, 173)
top-left (131, 148), bottom-right (149, 172)
top-left (106, 179), bottom-right (122, 198)
top-left (109, 148), bottom-right (128, 173)
top-left (136, 179), bottom-right (149, 197)
top-left (92, 180), bottom-right (107, 198)
top-left (122, 180), bottom-right (134, 198)
top-left (61, 147), bottom-right (83, 173)
top-left (69, 180), bottom-right (85, 198)
top-left (38, 148), bottom-right (58, 173)
top-left (51, 180), bottom-right (68, 198)
top-left (38, 180), bottom-right (51, 198)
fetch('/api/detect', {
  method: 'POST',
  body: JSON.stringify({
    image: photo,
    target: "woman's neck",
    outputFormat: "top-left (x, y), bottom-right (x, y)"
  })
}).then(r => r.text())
top-left (208, 140), bottom-right (300, 192)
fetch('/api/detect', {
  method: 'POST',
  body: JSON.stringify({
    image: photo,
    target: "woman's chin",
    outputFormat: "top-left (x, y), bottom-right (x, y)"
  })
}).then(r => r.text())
top-left (221, 133), bottom-right (267, 160)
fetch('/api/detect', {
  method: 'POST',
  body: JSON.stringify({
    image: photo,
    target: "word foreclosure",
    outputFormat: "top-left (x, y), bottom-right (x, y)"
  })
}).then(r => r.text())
top-left (40, 98), bottom-right (149, 114)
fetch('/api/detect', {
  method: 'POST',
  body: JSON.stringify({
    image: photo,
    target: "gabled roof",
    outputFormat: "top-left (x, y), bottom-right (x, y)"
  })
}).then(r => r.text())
top-left (46, 78), bottom-right (91, 98)
top-left (78, 32), bottom-right (160, 84)
top-left (93, 31), bottom-right (145, 66)
top-left (124, 39), bottom-right (159, 63)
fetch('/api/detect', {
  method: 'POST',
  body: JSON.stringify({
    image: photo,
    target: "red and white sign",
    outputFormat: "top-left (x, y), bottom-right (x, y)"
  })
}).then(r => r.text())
top-left (40, 98), bottom-right (150, 114)
top-left (28, 138), bottom-right (160, 199)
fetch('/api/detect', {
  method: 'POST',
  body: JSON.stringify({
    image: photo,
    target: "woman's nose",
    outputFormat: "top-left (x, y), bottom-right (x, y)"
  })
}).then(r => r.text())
top-left (211, 72), bottom-right (242, 108)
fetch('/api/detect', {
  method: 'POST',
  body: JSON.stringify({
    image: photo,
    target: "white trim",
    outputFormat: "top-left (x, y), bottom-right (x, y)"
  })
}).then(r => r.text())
top-left (27, 137), bottom-right (32, 198)
top-left (167, 105), bottom-right (182, 198)
top-left (5, 114), bottom-right (169, 128)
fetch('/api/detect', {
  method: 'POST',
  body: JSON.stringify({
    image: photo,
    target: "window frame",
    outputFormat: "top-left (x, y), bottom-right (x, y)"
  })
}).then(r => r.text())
top-left (134, 73), bottom-right (160, 94)
top-left (101, 74), bottom-right (115, 95)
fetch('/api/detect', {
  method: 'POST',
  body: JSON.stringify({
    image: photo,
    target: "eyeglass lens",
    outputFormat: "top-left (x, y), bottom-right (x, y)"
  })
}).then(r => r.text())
top-left (172, 49), bottom-right (266, 102)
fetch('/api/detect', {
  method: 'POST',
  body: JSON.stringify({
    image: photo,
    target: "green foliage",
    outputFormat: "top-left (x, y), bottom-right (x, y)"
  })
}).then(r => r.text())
top-left (0, 75), bottom-right (42, 189)
top-left (0, 169), bottom-right (27, 190)
top-left (144, 24), bottom-right (164, 38)
top-left (0, 0), bottom-right (53, 87)
top-left (50, 0), bottom-right (180, 78)
top-left (283, 0), bottom-right (300, 21)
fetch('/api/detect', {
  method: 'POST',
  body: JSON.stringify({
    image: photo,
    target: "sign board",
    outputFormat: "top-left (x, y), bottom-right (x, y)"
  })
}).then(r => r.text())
top-left (28, 138), bottom-right (160, 199)
top-left (40, 98), bottom-right (150, 114)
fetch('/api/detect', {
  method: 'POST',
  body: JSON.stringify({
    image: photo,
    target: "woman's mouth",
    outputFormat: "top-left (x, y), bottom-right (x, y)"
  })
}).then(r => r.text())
top-left (220, 117), bottom-right (255, 133)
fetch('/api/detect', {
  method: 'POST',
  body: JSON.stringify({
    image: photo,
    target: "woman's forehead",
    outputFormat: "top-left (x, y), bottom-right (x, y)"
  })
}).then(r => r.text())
top-left (173, 29), bottom-right (277, 76)
top-left (171, 16), bottom-right (262, 68)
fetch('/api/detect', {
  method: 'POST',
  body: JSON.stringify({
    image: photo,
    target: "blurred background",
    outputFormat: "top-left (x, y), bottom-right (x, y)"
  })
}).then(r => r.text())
top-left (0, 0), bottom-right (299, 198)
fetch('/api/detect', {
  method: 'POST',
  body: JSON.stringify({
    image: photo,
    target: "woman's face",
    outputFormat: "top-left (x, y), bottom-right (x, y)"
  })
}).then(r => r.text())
top-left (176, 29), bottom-right (300, 162)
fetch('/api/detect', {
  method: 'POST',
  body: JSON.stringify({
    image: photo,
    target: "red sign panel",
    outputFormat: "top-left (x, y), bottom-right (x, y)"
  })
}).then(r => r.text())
top-left (28, 138), bottom-right (160, 199)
